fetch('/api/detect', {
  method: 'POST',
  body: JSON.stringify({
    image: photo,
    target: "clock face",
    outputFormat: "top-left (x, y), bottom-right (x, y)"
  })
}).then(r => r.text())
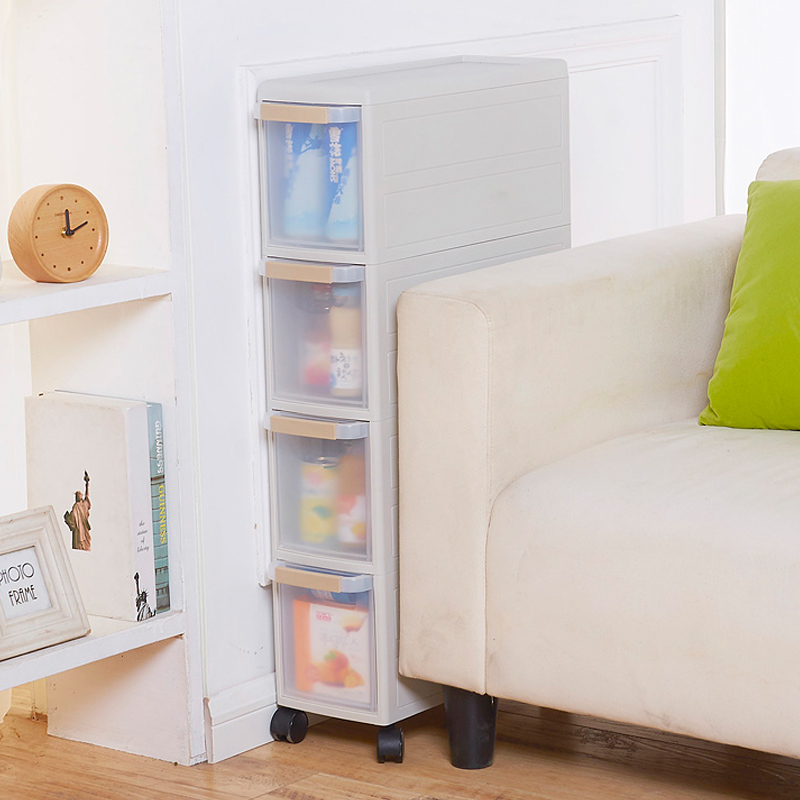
top-left (31, 185), bottom-right (108, 281)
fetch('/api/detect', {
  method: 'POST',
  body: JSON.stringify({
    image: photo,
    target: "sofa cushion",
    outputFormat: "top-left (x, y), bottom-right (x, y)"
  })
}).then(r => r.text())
top-left (486, 420), bottom-right (800, 758)
top-left (700, 179), bottom-right (800, 429)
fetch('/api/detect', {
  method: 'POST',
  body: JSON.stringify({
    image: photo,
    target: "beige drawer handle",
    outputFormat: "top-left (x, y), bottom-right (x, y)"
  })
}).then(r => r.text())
top-left (259, 103), bottom-right (361, 125)
top-left (267, 415), bottom-right (368, 441)
top-left (273, 565), bottom-right (372, 593)
top-left (260, 103), bottom-right (330, 124)
top-left (263, 260), bottom-right (364, 284)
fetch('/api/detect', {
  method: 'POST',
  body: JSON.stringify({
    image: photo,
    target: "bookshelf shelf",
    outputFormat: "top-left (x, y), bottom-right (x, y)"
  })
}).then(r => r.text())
top-left (0, 610), bottom-right (186, 693)
top-left (0, 261), bottom-right (172, 326)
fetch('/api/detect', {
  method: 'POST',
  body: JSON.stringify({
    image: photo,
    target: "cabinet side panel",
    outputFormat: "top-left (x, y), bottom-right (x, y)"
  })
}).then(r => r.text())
top-left (0, 323), bottom-right (31, 516)
top-left (383, 163), bottom-right (565, 248)
top-left (47, 637), bottom-right (192, 764)
top-left (370, 79), bottom-right (569, 261)
top-left (381, 95), bottom-right (563, 176)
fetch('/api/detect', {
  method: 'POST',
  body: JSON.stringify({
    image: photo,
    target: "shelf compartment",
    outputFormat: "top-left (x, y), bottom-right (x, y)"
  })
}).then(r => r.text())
top-left (273, 564), bottom-right (376, 713)
top-left (263, 261), bottom-right (367, 410)
top-left (0, 261), bottom-right (172, 327)
top-left (0, 609), bottom-right (185, 692)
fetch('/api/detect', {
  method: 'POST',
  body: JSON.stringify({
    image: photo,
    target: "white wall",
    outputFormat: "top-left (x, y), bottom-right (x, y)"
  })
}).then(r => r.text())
top-left (0, 1), bottom-right (172, 517)
top-left (6, 2), bottom-right (170, 269)
top-left (0, 3), bottom-right (27, 518)
top-left (724, 0), bottom-right (800, 212)
top-left (0, 0), bottom-right (18, 231)
top-left (171, 0), bottom-right (720, 761)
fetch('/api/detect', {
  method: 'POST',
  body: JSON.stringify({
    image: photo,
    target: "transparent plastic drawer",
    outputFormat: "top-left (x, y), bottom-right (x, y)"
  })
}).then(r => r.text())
top-left (264, 261), bottom-right (367, 409)
top-left (273, 564), bottom-right (376, 713)
top-left (259, 103), bottom-right (363, 251)
top-left (268, 414), bottom-right (371, 562)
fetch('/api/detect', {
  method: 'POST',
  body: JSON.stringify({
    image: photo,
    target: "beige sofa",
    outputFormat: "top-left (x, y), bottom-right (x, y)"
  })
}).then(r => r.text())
top-left (397, 148), bottom-right (800, 768)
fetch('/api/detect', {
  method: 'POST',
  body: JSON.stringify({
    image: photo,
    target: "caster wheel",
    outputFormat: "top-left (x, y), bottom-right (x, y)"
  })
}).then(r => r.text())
top-left (270, 706), bottom-right (308, 744)
top-left (376, 725), bottom-right (404, 763)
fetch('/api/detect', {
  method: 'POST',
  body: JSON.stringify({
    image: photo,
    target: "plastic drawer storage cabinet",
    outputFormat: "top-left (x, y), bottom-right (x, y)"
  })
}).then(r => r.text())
top-left (257, 55), bottom-right (571, 762)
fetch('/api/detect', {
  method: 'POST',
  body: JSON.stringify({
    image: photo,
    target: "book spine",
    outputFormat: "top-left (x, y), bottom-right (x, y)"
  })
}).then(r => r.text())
top-left (147, 403), bottom-right (170, 614)
top-left (131, 403), bottom-right (157, 622)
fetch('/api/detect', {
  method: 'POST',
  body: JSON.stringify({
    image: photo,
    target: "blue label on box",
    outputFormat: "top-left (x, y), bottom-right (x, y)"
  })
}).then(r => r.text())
top-left (282, 122), bottom-right (328, 241)
top-left (325, 122), bottom-right (360, 245)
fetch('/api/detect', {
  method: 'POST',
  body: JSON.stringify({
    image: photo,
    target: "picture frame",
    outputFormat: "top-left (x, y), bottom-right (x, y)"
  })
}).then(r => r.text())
top-left (0, 506), bottom-right (90, 661)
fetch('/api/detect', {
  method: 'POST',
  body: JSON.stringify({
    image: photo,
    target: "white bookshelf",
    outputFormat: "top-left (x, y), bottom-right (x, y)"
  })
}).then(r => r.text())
top-left (0, 0), bottom-right (206, 765)
top-left (0, 263), bottom-right (201, 763)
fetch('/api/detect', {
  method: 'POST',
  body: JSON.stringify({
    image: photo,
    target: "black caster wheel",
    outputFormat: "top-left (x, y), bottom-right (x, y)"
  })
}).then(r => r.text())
top-left (270, 706), bottom-right (308, 744)
top-left (376, 725), bottom-right (404, 763)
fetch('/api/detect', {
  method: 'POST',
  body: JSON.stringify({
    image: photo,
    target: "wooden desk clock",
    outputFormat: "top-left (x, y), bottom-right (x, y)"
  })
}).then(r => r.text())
top-left (7, 184), bottom-right (109, 283)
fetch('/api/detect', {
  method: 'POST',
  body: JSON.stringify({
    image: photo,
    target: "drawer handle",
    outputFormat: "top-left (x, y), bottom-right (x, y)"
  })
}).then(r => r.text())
top-left (259, 103), bottom-right (361, 125)
top-left (262, 260), bottom-right (364, 284)
top-left (273, 565), bottom-right (372, 593)
top-left (267, 415), bottom-right (368, 441)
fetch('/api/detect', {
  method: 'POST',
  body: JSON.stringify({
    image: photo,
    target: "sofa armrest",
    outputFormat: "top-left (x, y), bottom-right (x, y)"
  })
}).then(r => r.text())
top-left (397, 214), bottom-right (745, 693)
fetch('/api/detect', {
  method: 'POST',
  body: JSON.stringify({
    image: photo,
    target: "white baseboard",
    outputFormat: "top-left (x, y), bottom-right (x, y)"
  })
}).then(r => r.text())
top-left (204, 672), bottom-right (278, 763)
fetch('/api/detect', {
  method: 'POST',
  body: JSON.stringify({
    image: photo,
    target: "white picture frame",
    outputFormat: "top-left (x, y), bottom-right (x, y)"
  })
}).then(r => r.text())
top-left (0, 506), bottom-right (90, 661)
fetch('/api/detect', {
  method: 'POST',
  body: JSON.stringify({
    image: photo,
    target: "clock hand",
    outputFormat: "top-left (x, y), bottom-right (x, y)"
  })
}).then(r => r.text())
top-left (63, 208), bottom-right (73, 236)
top-left (70, 220), bottom-right (89, 233)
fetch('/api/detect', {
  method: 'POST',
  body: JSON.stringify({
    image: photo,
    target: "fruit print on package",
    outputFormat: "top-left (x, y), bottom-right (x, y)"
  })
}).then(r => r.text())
top-left (293, 592), bottom-right (372, 707)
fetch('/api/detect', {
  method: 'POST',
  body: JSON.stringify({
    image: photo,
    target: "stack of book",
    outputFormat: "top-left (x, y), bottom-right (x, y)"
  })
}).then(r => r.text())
top-left (26, 392), bottom-right (170, 622)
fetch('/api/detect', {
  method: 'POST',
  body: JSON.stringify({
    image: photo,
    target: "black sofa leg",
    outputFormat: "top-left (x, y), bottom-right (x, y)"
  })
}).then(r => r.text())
top-left (443, 685), bottom-right (498, 769)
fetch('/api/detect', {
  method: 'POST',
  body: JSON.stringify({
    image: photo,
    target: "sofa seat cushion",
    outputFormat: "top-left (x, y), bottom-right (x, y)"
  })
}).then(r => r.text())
top-left (486, 420), bottom-right (800, 758)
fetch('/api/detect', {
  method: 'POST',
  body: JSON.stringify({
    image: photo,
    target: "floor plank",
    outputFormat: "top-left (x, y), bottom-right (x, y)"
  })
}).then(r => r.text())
top-left (2, 698), bottom-right (800, 799)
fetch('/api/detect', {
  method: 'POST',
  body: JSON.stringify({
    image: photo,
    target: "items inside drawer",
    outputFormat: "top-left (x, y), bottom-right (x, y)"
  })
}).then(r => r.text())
top-left (270, 418), bottom-right (371, 561)
top-left (267, 274), bottom-right (367, 408)
top-left (275, 574), bottom-right (376, 712)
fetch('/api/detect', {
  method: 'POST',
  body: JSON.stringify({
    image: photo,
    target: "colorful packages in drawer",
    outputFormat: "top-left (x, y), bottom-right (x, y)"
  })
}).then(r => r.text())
top-left (292, 590), bottom-right (371, 707)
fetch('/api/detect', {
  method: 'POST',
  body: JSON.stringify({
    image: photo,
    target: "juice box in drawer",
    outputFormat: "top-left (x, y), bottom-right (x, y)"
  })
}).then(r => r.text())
top-left (293, 589), bottom-right (372, 706)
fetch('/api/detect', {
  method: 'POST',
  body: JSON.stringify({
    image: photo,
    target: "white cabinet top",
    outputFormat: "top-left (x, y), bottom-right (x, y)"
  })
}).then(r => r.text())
top-left (256, 55), bottom-right (567, 106)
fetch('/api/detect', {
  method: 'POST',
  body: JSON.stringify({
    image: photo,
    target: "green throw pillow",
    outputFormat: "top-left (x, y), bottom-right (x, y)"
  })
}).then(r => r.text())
top-left (700, 179), bottom-right (800, 429)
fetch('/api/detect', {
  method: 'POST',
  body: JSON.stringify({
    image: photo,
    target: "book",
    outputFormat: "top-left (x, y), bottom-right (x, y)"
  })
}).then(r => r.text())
top-left (147, 403), bottom-right (170, 614)
top-left (25, 392), bottom-right (160, 623)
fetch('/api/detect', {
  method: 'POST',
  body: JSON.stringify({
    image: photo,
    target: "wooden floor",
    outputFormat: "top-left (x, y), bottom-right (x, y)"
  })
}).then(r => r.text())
top-left (2, 694), bottom-right (800, 799)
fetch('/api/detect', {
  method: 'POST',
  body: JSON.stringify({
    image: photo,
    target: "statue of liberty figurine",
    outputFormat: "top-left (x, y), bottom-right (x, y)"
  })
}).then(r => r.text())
top-left (64, 471), bottom-right (91, 551)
